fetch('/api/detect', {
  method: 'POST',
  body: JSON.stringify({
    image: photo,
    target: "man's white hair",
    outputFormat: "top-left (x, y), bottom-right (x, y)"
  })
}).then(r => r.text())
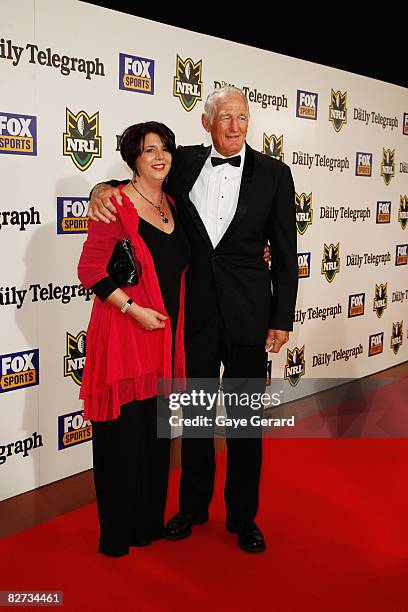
top-left (203, 86), bottom-right (249, 124)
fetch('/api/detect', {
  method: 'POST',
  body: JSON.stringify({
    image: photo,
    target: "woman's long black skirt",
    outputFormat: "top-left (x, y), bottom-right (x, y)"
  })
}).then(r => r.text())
top-left (91, 397), bottom-right (171, 556)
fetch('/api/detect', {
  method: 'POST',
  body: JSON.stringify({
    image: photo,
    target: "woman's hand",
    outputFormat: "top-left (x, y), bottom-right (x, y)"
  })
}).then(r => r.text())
top-left (130, 304), bottom-right (168, 330)
top-left (104, 289), bottom-right (167, 330)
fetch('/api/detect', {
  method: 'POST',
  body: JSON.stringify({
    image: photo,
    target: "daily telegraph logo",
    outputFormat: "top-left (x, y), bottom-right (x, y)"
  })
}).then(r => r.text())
top-left (398, 196), bottom-right (408, 230)
top-left (0, 284), bottom-right (93, 309)
top-left (0, 349), bottom-right (39, 393)
top-left (0, 112), bottom-right (37, 156)
top-left (403, 113), bottom-right (408, 136)
top-left (294, 303), bottom-right (342, 325)
top-left (312, 344), bottom-right (363, 367)
top-left (348, 293), bottom-right (365, 318)
top-left (63, 109), bottom-right (101, 171)
top-left (355, 152), bottom-right (372, 177)
top-left (173, 55), bottom-right (202, 112)
top-left (57, 197), bottom-right (88, 234)
top-left (0, 432), bottom-right (43, 467)
top-left (354, 107), bottom-right (398, 130)
top-left (321, 243), bottom-right (340, 283)
top-left (392, 289), bottom-right (408, 304)
top-left (320, 205), bottom-right (370, 223)
top-left (58, 410), bottom-right (92, 450)
top-left (214, 81), bottom-right (288, 111)
top-left (390, 322), bottom-right (403, 355)
top-left (118, 53), bottom-right (154, 94)
top-left (373, 283), bottom-right (387, 319)
top-left (298, 252), bottom-right (311, 278)
top-left (296, 90), bottom-right (318, 120)
top-left (396, 245), bottom-right (408, 266)
top-left (295, 193), bottom-right (313, 235)
top-left (376, 201), bottom-right (391, 224)
top-left (381, 148), bottom-right (395, 186)
top-left (0, 207), bottom-right (40, 232)
top-left (263, 134), bottom-right (284, 161)
top-left (368, 332), bottom-right (383, 356)
top-left (0, 38), bottom-right (105, 80)
top-left (329, 90), bottom-right (347, 132)
top-left (292, 151), bottom-right (349, 172)
top-left (284, 346), bottom-right (305, 387)
top-left (346, 251), bottom-right (391, 268)
top-left (64, 331), bottom-right (86, 386)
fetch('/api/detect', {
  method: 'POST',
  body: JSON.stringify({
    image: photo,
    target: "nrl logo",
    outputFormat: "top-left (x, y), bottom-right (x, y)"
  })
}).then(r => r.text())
top-left (263, 134), bottom-right (284, 161)
top-left (390, 322), bottom-right (403, 355)
top-left (380, 148), bottom-right (395, 186)
top-left (173, 56), bottom-right (202, 112)
top-left (390, 321), bottom-right (403, 355)
top-left (284, 346), bottom-right (305, 387)
top-left (398, 195), bottom-right (408, 230)
top-left (321, 243), bottom-right (340, 283)
top-left (63, 109), bottom-right (102, 171)
top-left (329, 89), bottom-right (347, 132)
top-left (64, 331), bottom-right (87, 386)
top-left (295, 192), bottom-right (313, 235)
top-left (373, 283), bottom-right (388, 319)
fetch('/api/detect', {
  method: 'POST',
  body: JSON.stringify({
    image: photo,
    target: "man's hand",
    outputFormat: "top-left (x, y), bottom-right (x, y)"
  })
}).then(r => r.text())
top-left (88, 183), bottom-right (123, 223)
top-left (265, 329), bottom-right (289, 353)
top-left (263, 244), bottom-right (270, 266)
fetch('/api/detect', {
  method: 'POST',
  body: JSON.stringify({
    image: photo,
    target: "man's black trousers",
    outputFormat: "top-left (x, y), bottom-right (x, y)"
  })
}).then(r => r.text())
top-left (180, 311), bottom-right (268, 529)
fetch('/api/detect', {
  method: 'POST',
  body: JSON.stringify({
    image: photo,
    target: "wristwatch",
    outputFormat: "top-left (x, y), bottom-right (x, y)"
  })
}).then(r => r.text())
top-left (120, 298), bottom-right (133, 314)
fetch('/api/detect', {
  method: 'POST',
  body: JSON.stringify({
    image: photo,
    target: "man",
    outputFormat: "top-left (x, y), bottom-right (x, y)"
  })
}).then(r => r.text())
top-left (88, 86), bottom-right (298, 553)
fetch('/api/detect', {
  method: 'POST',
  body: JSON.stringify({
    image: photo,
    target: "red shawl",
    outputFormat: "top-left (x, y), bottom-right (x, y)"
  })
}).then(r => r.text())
top-left (77, 188), bottom-right (186, 421)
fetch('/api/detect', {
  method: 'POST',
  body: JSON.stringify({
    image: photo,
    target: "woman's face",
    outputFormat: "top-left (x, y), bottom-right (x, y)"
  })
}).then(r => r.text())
top-left (135, 132), bottom-right (172, 183)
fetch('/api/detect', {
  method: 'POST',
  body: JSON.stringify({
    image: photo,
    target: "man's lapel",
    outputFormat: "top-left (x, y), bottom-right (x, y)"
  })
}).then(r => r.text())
top-left (216, 143), bottom-right (254, 250)
top-left (184, 145), bottom-right (212, 192)
top-left (181, 145), bottom-right (214, 250)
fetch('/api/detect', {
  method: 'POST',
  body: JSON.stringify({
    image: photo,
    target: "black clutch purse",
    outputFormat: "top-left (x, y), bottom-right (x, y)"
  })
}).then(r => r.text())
top-left (106, 238), bottom-right (142, 286)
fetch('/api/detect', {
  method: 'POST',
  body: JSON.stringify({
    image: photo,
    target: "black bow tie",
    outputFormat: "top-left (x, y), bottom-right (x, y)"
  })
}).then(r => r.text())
top-left (211, 155), bottom-right (241, 168)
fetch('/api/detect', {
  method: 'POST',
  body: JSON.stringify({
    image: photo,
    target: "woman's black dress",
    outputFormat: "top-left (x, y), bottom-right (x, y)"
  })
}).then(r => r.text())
top-left (91, 203), bottom-right (191, 557)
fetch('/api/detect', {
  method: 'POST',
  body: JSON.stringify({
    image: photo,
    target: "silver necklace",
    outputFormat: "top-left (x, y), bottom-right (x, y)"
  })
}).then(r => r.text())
top-left (130, 180), bottom-right (169, 224)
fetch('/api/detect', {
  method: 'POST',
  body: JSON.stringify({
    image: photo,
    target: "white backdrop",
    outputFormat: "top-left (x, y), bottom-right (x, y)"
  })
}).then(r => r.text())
top-left (1, 0), bottom-right (407, 500)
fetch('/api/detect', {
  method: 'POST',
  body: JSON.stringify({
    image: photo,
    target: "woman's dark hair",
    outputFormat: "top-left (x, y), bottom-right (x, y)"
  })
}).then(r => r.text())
top-left (119, 121), bottom-right (176, 174)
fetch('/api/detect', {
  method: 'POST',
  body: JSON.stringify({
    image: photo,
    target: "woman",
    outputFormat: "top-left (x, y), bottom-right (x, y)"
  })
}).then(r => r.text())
top-left (77, 121), bottom-right (190, 557)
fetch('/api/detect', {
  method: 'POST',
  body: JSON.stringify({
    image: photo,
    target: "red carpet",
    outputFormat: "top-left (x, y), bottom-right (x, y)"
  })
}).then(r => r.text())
top-left (1, 439), bottom-right (408, 611)
top-left (267, 378), bottom-right (408, 438)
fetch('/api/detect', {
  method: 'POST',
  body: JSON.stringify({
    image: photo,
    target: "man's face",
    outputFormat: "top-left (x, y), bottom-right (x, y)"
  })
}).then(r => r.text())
top-left (202, 93), bottom-right (249, 157)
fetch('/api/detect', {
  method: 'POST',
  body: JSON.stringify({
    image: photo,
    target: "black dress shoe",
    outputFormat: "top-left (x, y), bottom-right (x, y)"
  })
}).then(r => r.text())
top-left (164, 512), bottom-right (209, 541)
top-left (226, 521), bottom-right (266, 553)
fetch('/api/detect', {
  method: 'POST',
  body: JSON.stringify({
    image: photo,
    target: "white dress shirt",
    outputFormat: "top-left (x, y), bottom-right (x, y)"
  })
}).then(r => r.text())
top-left (189, 145), bottom-right (246, 247)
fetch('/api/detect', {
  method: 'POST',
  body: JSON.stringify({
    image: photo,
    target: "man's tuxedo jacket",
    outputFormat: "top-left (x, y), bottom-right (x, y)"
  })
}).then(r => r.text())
top-left (108, 142), bottom-right (297, 346)
top-left (165, 143), bottom-right (298, 346)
